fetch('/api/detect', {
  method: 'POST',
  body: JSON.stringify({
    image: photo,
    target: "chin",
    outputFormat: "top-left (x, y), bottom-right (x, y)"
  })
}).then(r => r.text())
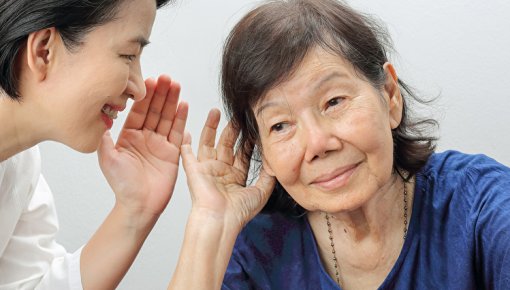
top-left (67, 135), bottom-right (102, 153)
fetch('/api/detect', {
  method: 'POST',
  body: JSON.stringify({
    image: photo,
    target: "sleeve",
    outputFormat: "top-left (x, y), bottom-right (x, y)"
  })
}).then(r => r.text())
top-left (221, 250), bottom-right (252, 290)
top-left (0, 174), bottom-right (83, 290)
top-left (469, 162), bottom-right (510, 289)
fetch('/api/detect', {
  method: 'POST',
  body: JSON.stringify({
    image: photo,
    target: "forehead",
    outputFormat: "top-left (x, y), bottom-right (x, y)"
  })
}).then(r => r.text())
top-left (256, 49), bottom-right (356, 106)
top-left (115, 0), bottom-right (157, 29)
top-left (85, 0), bottom-right (157, 45)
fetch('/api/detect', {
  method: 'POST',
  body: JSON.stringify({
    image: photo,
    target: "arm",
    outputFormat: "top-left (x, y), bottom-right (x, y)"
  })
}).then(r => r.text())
top-left (468, 164), bottom-right (510, 289)
top-left (168, 109), bottom-right (275, 290)
top-left (81, 75), bottom-right (188, 289)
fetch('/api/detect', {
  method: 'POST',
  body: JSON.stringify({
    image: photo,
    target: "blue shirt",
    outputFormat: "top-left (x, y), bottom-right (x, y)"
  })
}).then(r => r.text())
top-left (222, 151), bottom-right (510, 289)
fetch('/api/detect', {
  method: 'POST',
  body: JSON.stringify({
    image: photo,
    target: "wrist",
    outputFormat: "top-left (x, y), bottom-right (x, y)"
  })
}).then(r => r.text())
top-left (170, 208), bottom-right (241, 289)
top-left (189, 206), bottom-right (244, 235)
top-left (112, 202), bottom-right (160, 232)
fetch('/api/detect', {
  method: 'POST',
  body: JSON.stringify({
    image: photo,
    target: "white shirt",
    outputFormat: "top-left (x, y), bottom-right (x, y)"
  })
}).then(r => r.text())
top-left (0, 147), bottom-right (83, 290)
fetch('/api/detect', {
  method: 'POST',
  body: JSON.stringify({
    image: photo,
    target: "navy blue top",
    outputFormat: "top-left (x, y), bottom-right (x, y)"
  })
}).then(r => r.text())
top-left (222, 151), bottom-right (510, 289)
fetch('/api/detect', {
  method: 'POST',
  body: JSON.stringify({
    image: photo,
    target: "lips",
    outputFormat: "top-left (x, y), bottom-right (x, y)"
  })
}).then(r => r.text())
top-left (100, 104), bottom-right (125, 129)
top-left (101, 104), bottom-right (125, 119)
top-left (310, 163), bottom-right (359, 191)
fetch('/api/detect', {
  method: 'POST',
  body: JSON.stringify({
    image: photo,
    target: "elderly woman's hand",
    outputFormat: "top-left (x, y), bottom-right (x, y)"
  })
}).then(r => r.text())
top-left (180, 109), bottom-right (275, 232)
top-left (97, 75), bottom-right (188, 218)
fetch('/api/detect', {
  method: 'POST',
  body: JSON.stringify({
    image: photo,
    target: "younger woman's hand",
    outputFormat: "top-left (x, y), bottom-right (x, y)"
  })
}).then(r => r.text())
top-left (98, 75), bottom-right (188, 217)
top-left (181, 109), bottom-right (275, 231)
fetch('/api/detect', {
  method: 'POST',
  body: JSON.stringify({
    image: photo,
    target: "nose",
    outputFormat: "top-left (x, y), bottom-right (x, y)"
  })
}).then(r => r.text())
top-left (303, 116), bottom-right (342, 162)
top-left (125, 61), bottom-right (146, 101)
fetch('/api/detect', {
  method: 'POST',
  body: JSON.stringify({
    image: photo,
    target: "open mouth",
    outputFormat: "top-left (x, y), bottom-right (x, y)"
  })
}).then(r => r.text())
top-left (101, 105), bottom-right (118, 120)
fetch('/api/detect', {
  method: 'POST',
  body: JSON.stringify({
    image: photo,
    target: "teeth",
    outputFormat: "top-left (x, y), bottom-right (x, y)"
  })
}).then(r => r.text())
top-left (101, 105), bottom-right (118, 119)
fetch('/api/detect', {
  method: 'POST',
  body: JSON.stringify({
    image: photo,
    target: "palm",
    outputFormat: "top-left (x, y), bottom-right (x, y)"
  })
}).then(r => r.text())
top-left (98, 76), bottom-right (188, 215)
top-left (181, 109), bottom-right (275, 229)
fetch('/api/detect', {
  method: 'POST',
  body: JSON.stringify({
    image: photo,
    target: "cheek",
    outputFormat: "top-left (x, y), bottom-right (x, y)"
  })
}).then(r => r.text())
top-left (347, 109), bottom-right (395, 181)
top-left (96, 65), bottom-right (130, 95)
top-left (263, 140), bottom-right (303, 185)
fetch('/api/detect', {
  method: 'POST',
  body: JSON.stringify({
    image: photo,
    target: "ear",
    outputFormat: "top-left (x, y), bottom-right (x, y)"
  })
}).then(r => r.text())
top-left (25, 28), bottom-right (58, 82)
top-left (383, 62), bottom-right (403, 130)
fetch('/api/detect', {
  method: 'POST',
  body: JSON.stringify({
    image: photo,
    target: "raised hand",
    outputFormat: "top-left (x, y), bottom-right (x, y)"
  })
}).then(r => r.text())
top-left (98, 75), bottom-right (188, 216)
top-left (181, 108), bottom-right (275, 231)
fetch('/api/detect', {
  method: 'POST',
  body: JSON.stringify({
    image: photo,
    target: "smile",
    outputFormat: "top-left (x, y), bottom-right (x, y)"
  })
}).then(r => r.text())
top-left (100, 104), bottom-right (125, 129)
top-left (310, 163), bottom-right (359, 191)
top-left (101, 105), bottom-right (119, 120)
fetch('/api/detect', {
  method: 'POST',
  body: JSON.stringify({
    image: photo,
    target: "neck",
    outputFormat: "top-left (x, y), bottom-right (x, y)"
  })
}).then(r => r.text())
top-left (0, 95), bottom-right (47, 161)
top-left (307, 174), bottom-right (415, 280)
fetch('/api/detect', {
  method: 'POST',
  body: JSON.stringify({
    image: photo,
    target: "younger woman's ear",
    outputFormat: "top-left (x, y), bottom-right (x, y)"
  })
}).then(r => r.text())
top-left (383, 62), bottom-right (403, 129)
top-left (26, 28), bottom-right (58, 81)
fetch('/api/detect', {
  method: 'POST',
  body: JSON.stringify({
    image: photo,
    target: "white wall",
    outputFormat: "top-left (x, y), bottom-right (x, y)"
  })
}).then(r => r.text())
top-left (39, 0), bottom-right (510, 289)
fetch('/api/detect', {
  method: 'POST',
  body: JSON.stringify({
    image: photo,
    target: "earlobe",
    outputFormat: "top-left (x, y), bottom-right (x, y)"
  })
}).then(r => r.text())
top-left (383, 62), bottom-right (403, 129)
top-left (26, 28), bottom-right (58, 81)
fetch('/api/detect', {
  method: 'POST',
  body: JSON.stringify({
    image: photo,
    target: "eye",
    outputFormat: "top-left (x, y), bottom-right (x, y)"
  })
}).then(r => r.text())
top-left (270, 122), bottom-right (289, 133)
top-left (120, 54), bottom-right (137, 62)
top-left (326, 97), bottom-right (343, 108)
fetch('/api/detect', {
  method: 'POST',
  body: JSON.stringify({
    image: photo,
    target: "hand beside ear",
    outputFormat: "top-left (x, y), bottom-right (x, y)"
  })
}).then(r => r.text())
top-left (180, 109), bottom-right (275, 231)
top-left (98, 75), bottom-right (189, 216)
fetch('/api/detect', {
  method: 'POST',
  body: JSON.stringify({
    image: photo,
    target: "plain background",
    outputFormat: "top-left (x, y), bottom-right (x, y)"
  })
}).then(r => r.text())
top-left (39, 0), bottom-right (510, 289)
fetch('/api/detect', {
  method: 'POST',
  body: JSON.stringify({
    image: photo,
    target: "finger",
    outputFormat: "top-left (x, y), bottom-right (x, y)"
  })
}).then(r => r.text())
top-left (197, 108), bottom-right (221, 161)
top-left (216, 121), bottom-right (238, 165)
top-left (254, 167), bottom-right (276, 204)
top-left (233, 140), bottom-right (253, 175)
top-left (156, 81), bottom-right (180, 136)
top-left (143, 75), bottom-right (172, 131)
top-left (123, 78), bottom-right (156, 130)
top-left (168, 101), bottom-right (189, 146)
top-left (183, 130), bottom-right (192, 145)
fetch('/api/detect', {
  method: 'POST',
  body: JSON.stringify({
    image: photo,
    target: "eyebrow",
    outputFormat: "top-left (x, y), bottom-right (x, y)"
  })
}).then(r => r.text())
top-left (311, 71), bottom-right (349, 93)
top-left (255, 71), bottom-right (350, 117)
top-left (131, 36), bottom-right (150, 48)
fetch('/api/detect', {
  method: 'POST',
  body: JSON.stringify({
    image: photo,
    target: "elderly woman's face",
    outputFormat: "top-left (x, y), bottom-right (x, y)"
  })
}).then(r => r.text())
top-left (254, 48), bottom-right (402, 213)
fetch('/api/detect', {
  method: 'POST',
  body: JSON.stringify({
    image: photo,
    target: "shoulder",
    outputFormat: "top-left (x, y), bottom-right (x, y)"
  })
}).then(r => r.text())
top-left (420, 150), bottom-right (510, 193)
top-left (0, 146), bottom-right (41, 176)
top-left (226, 212), bottom-right (324, 287)
top-left (422, 150), bottom-right (509, 176)
top-left (233, 212), bottom-right (308, 259)
top-left (417, 150), bottom-right (510, 225)
top-left (0, 146), bottom-right (42, 202)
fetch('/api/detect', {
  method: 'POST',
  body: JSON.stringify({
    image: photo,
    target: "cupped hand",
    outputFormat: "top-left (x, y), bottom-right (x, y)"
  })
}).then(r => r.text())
top-left (98, 75), bottom-right (188, 216)
top-left (181, 109), bottom-right (275, 231)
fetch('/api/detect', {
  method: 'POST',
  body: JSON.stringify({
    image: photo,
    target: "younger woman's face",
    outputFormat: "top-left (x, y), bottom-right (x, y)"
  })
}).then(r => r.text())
top-left (40, 0), bottom-right (157, 152)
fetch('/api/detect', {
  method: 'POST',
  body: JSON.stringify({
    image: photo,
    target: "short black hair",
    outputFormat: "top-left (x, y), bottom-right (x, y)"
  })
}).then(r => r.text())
top-left (0, 0), bottom-right (172, 100)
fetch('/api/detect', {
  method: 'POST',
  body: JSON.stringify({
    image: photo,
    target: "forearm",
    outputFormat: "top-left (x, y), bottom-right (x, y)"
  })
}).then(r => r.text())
top-left (80, 203), bottom-right (158, 290)
top-left (168, 209), bottom-right (241, 290)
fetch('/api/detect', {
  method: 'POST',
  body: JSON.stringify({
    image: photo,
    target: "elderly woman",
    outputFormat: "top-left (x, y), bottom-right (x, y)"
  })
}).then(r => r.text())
top-left (0, 0), bottom-right (188, 289)
top-left (169, 0), bottom-right (510, 289)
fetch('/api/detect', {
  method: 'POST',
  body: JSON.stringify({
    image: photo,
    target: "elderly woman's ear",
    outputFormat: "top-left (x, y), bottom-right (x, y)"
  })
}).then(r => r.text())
top-left (383, 62), bottom-right (403, 129)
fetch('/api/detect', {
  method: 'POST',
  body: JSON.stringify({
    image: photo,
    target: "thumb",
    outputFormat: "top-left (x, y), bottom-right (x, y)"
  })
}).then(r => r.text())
top-left (98, 130), bottom-right (115, 165)
top-left (180, 131), bottom-right (196, 170)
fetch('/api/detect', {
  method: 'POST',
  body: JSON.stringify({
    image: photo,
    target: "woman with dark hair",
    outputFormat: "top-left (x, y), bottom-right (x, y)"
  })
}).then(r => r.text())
top-left (0, 0), bottom-right (188, 289)
top-left (170, 0), bottom-right (510, 289)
